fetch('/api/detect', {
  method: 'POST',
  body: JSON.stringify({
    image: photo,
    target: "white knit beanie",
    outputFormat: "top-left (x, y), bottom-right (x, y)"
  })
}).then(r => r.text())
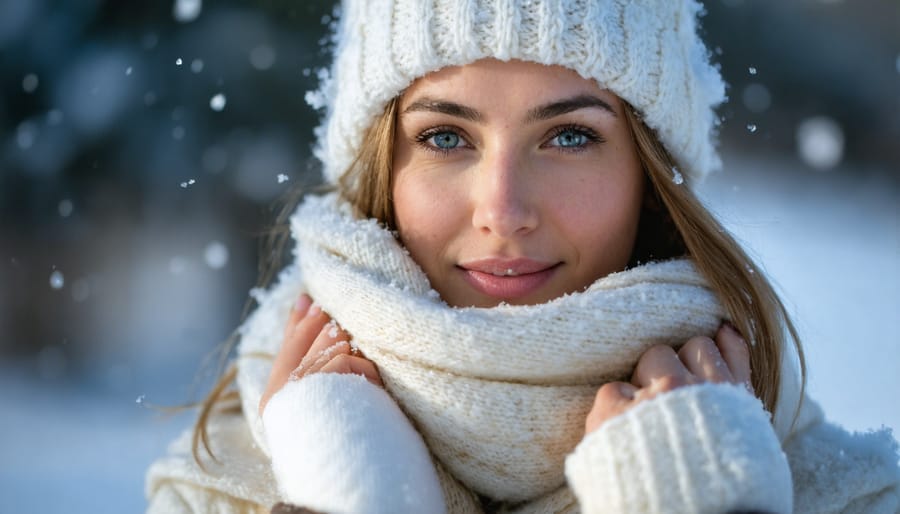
top-left (307, 0), bottom-right (726, 186)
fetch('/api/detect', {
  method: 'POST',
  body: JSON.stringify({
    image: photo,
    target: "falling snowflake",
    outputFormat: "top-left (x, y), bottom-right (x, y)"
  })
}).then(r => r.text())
top-left (49, 270), bottom-right (65, 289)
top-left (173, 0), bottom-right (202, 23)
top-left (796, 116), bottom-right (844, 170)
top-left (204, 241), bottom-right (229, 269)
top-left (209, 93), bottom-right (226, 111)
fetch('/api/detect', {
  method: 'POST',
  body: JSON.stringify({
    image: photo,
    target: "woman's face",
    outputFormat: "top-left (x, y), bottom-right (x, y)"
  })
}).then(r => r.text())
top-left (392, 59), bottom-right (644, 308)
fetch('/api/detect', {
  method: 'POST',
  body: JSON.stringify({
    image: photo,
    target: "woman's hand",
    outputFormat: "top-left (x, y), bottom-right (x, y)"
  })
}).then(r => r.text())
top-left (584, 322), bottom-right (752, 434)
top-left (259, 294), bottom-right (384, 416)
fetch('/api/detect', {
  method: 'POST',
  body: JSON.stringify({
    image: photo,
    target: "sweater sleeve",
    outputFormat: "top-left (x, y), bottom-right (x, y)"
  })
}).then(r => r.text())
top-left (784, 397), bottom-right (900, 514)
top-left (564, 383), bottom-right (792, 514)
top-left (262, 372), bottom-right (446, 514)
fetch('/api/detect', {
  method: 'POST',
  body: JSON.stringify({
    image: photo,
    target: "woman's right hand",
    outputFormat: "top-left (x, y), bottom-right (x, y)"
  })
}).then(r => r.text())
top-left (258, 294), bottom-right (384, 416)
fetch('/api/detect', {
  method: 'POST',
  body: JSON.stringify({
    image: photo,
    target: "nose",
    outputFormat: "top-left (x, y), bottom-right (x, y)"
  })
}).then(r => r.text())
top-left (470, 150), bottom-right (539, 238)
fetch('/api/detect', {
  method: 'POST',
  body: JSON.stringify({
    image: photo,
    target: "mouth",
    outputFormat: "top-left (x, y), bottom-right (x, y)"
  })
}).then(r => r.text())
top-left (457, 258), bottom-right (561, 301)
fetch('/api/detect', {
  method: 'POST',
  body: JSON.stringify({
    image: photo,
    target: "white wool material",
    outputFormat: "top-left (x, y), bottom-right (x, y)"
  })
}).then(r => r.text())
top-left (289, 193), bottom-right (725, 501)
top-left (310, 0), bottom-right (726, 186)
top-left (264, 374), bottom-right (447, 513)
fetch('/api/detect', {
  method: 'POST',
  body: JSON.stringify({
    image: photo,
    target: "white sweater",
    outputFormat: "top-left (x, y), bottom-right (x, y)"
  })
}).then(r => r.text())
top-left (146, 357), bottom-right (900, 514)
top-left (146, 205), bottom-right (899, 512)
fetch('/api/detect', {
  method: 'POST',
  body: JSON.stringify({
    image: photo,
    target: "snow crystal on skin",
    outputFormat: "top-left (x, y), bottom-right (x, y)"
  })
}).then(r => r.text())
top-left (327, 320), bottom-right (341, 338)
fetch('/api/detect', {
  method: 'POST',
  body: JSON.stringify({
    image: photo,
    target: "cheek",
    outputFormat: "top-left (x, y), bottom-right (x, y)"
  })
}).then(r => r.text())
top-left (553, 167), bottom-right (644, 270)
top-left (392, 172), bottom-right (466, 265)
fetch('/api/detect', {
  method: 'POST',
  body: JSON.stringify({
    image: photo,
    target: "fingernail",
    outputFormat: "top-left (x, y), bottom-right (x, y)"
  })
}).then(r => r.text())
top-left (723, 321), bottom-right (746, 342)
top-left (295, 294), bottom-right (311, 316)
top-left (307, 302), bottom-right (321, 318)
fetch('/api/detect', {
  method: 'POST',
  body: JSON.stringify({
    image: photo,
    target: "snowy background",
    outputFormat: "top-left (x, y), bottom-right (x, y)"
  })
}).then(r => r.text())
top-left (1, 0), bottom-right (898, 512)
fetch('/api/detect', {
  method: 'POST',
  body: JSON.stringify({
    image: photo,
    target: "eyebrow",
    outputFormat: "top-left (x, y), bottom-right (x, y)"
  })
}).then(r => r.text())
top-left (401, 94), bottom-right (617, 123)
top-left (402, 98), bottom-right (483, 122)
top-left (525, 94), bottom-right (618, 122)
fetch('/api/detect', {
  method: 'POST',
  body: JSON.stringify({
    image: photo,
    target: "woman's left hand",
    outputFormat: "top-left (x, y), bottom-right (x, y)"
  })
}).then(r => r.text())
top-left (584, 322), bottom-right (753, 434)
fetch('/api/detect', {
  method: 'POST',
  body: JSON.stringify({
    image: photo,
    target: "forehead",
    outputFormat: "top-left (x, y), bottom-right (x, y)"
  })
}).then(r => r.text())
top-left (399, 58), bottom-right (623, 112)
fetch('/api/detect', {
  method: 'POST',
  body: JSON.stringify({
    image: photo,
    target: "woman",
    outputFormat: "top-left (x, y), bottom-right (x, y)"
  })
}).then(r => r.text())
top-left (146, 1), bottom-right (900, 513)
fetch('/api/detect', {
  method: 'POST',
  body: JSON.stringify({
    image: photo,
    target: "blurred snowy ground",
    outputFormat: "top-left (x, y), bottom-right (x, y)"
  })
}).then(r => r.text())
top-left (698, 153), bottom-right (899, 435)
top-left (0, 153), bottom-right (896, 514)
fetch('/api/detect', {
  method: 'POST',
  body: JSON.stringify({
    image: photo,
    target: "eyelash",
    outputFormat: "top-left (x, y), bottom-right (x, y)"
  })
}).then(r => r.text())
top-left (413, 124), bottom-right (605, 157)
top-left (414, 125), bottom-right (467, 157)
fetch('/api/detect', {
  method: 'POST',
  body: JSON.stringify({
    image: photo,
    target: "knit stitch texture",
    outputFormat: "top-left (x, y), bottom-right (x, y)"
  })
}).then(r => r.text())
top-left (283, 193), bottom-right (725, 502)
top-left (308, 0), bottom-right (726, 187)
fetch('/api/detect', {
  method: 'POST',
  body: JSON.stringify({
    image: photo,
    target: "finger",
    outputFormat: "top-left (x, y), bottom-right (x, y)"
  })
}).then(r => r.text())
top-left (269, 303), bottom-right (329, 381)
top-left (631, 344), bottom-right (692, 389)
top-left (677, 336), bottom-right (734, 384)
top-left (295, 319), bottom-right (351, 375)
top-left (260, 301), bottom-right (329, 414)
top-left (318, 354), bottom-right (385, 388)
top-left (282, 294), bottom-right (313, 339)
top-left (585, 382), bottom-right (637, 434)
top-left (300, 340), bottom-right (351, 377)
top-left (716, 323), bottom-right (753, 391)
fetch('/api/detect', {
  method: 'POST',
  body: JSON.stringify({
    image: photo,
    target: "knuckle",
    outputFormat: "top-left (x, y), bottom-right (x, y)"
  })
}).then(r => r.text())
top-left (329, 352), bottom-right (354, 368)
top-left (657, 374), bottom-right (689, 390)
top-left (595, 382), bottom-right (622, 402)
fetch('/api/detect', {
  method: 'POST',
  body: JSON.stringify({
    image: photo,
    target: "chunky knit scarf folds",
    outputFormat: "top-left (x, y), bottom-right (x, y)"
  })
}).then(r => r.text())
top-left (283, 193), bottom-right (725, 503)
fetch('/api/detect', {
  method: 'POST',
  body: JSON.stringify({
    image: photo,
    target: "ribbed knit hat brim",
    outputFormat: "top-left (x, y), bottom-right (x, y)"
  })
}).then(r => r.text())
top-left (307, 0), bottom-right (726, 186)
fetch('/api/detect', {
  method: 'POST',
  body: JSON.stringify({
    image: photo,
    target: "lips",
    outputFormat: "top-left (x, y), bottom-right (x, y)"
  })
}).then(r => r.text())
top-left (458, 258), bottom-right (560, 300)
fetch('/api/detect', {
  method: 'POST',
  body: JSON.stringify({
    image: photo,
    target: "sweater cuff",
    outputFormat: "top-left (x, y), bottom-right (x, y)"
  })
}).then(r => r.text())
top-left (564, 383), bottom-right (792, 514)
top-left (263, 373), bottom-right (446, 514)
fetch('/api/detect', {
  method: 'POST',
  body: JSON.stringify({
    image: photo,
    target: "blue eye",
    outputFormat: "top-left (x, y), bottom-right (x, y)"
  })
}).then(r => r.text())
top-left (429, 131), bottom-right (461, 149)
top-left (545, 125), bottom-right (603, 152)
top-left (553, 129), bottom-right (587, 148)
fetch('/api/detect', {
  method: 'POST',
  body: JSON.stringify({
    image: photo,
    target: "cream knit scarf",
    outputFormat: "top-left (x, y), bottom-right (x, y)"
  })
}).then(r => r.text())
top-left (291, 193), bottom-right (725, 506)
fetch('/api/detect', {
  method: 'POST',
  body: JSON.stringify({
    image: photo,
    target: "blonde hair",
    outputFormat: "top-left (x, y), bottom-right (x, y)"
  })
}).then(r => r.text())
top-left (192, 96), bottom-right (804, 464)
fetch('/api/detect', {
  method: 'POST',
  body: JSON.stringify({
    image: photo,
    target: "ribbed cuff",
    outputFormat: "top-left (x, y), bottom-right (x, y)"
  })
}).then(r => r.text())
top-left (565, 383), bottom-right (792, 514)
